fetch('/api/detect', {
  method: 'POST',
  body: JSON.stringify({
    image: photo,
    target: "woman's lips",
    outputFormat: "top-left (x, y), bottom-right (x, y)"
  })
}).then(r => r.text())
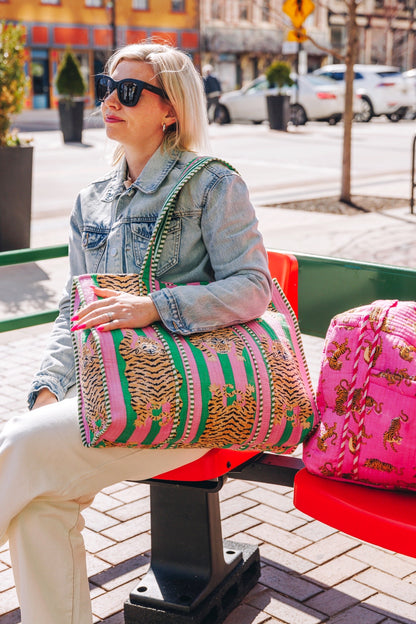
top-left (105, 115), bottom-right (124, 123)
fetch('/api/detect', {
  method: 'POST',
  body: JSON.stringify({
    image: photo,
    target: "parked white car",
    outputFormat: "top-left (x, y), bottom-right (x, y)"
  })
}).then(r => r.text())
top-left (313, 64), bottom-right (415, 122)
top-left (402, 68), bottom-right (416, 118)
top-left (214, 74), bottom-right (352, 126)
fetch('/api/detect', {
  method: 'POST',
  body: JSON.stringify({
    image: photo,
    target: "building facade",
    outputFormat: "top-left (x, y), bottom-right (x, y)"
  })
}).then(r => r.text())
top-left (0, 0), bottom-right (199, 109)
top-left (200, 0), bottom-right (330, 92)
top-left (328, 0), bottom-right (416, 70)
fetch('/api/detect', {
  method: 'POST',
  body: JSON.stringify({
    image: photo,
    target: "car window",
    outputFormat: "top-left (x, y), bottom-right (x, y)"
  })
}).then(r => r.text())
top-left (354, 72), bottom-right (364, 79)
top-left (322, 71), bottom-right (344, 81)
top-left (307, 75), bottom-right (337, 86)
top-left (245, 80), bottom-right (270, 94)
top-left (376, 71), bottom-right (402, 78)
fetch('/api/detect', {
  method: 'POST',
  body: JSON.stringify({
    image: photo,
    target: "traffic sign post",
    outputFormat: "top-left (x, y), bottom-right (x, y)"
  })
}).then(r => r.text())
top-left (283, 0), bottom-right (315, 35)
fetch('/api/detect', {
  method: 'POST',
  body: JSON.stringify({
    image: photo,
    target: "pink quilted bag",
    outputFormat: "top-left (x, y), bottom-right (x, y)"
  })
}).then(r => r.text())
top-left (303, 299), bottom-right (416, 490)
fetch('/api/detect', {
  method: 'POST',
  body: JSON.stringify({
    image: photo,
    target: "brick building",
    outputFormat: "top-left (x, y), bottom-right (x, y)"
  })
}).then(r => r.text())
top-left (0, 0), bottom-right (199, 109)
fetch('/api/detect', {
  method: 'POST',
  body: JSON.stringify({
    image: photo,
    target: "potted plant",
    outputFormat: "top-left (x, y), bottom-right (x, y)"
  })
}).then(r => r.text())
top-left (55, 49), bottom-right (86, 143)
top-left (0, 20), bottom-right (33, 251)
top-left (265, 60), bottom-right (294, 131)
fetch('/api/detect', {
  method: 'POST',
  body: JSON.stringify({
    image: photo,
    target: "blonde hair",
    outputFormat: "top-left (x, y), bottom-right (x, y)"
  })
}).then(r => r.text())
top-left (105, 42), bottom-right (210, 161)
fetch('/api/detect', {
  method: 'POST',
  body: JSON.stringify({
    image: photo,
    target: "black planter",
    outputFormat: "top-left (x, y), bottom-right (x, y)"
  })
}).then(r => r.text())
top-left (266, 94), bottom-right (291, 131)
top-left (0, 145), bottom-right (33, 251)
top-left (58, 99), bottom-right (84, 143)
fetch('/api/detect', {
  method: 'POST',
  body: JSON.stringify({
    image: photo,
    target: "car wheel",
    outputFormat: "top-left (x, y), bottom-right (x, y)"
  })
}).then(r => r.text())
top-left (354, 97), bottom-right (373, 123)
top-left (214, 104), bottom-right (231, 125)
top-left (328, 114), bottom-right (341, 125)
top-left (290, 103), bottom-right (307, 126)
top-left (386, 110), bottom-right (405, 122)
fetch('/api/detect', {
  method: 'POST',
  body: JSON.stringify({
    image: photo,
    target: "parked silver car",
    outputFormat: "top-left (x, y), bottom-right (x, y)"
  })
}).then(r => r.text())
top-left (313, 64), bottom-right (415, 122)
top-left (214, 74), bottom-right (352, 126)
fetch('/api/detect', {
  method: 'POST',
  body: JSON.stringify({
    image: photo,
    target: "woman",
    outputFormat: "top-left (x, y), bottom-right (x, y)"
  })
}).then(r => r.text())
top-left (0, 43), bottom-right (272, 624)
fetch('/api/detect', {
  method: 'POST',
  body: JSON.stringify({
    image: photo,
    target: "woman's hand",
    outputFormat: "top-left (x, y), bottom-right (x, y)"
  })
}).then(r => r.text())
top-left (71, 287), bottom-right (161, 332)
top-left (33, 388), bottom-right (58, 410)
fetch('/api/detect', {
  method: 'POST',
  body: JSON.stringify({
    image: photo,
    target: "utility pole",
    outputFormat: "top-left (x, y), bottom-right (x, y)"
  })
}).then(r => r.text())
top-left (106, 0), bottom-right (117, 51)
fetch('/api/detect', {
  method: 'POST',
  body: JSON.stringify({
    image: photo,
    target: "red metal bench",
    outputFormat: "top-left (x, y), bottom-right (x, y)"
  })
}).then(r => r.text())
top-left (125, 250), bottom-right (416, 624)
top-left (2, 246), bottom-right (416, 624)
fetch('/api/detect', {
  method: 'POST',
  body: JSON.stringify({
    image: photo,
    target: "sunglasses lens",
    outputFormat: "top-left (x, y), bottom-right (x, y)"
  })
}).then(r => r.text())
top-left (96, 76), bottom-right (112, 102)
top-left (119, 81), bottom-right (141, 106)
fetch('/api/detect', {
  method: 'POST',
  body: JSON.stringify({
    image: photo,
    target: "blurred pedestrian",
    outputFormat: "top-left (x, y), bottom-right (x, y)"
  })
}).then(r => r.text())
top-left (203, 64), bottom-right (222, 123)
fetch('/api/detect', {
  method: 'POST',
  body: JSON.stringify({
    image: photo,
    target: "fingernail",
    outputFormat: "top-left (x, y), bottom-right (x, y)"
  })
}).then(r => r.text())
top-left (71, 314), bottom-right (79, 321)
top-left (96, 325), bottom-right (105, 332)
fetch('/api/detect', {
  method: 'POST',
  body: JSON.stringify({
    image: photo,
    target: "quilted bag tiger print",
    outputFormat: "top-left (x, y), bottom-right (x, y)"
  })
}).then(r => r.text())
top-left (303, 299), bottom-right (416, 490)
top-left (71, 157), bottom-right (318, 450)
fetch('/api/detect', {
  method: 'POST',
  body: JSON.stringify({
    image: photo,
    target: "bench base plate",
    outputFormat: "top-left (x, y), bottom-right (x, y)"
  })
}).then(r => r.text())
top-left (124, 540), bottom-right (260, 624)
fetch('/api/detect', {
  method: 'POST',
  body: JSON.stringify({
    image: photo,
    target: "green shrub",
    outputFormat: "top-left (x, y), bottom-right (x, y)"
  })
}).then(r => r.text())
top-left (0, 21), bottom-right (30, 147)
top-left (56, 50), bottom-right (86, 99)
top-left (265, 61), bottom-right (294, 92)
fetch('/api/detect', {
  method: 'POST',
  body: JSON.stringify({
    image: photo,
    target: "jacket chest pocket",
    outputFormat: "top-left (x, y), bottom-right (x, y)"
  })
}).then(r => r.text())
top-left (131, 218), bottom-right (181, 276)
top-left (82, 229), bottom-right (109, 272)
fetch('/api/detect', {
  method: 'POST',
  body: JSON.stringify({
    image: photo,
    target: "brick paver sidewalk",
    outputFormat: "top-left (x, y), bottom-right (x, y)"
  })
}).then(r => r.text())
top-left (1, 327), bottom-right (416, 624)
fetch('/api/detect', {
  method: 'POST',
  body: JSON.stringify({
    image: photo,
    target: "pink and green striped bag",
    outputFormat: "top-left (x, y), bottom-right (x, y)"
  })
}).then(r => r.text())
top-left (71, 157), bottom-right (319, 450)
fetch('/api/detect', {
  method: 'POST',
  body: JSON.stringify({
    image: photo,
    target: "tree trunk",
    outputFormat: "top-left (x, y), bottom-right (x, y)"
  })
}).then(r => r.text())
top-left (340, 0), bottom-right (358, 204)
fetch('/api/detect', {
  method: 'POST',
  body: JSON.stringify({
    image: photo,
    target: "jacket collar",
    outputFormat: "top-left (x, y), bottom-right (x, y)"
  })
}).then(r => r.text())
top-left (100, 147), bottom-right (181, 203)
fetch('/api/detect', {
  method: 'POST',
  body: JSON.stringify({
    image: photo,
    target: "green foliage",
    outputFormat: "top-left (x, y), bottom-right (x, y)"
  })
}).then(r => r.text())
top-left (55, 50), bottom-right (86, 99)
top-left (0, 21), bottom-right (30, 147)
top-left (265, 61), bottom-right (294, 92)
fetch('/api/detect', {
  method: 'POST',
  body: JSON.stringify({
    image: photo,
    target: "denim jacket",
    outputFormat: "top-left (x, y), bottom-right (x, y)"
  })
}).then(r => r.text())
top-left (28, 147), bottom-right (272, 407)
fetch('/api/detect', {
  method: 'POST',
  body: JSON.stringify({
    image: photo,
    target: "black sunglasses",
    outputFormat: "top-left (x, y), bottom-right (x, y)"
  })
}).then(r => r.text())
top-left (95, 74), bottom-right (165, 107)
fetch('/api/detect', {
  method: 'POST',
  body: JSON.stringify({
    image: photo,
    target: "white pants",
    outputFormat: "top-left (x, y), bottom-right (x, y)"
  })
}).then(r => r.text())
top-left (0, 396), bottom-right (208, 624)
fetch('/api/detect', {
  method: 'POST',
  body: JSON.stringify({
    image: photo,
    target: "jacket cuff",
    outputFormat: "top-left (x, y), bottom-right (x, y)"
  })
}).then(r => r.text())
top-left (150, 289), bottom-right (186, 334)
top-left (27, 376), bottom-right (67, 410)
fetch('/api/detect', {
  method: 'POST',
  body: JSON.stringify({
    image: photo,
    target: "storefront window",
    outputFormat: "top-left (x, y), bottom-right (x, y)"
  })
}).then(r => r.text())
top-left (85, 0), bottom-right (104, 6)
top-left (132, 0), bottom-right (149, 8)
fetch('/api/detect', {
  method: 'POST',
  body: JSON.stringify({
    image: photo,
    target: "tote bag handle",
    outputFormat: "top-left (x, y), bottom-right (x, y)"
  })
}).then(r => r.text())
top-left (138, 156), bottom-right (237, 295)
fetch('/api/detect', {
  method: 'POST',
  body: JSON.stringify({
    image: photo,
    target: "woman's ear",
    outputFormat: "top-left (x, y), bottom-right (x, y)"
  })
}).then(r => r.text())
top-left (163, 106), bottom-right (177, 130)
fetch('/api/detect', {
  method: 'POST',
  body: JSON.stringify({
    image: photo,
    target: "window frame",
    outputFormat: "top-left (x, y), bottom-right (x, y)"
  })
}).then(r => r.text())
top-left (132, 0), bottom-right (149, 9)
top-left (171, 0), bottom-right (185, 13)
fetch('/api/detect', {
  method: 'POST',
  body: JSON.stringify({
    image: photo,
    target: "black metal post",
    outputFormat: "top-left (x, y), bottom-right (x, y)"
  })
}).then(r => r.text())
top-left (125, 480), bottom-right (260, 624)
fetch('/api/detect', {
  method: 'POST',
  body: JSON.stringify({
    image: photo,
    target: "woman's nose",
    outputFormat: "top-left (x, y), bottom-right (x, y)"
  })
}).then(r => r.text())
top-left (103, 88), bottom-right (120, 108)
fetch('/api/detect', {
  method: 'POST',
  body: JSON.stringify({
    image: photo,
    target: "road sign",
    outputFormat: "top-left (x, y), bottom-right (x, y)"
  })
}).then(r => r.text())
top-left (287, 27), bottom-right (308, 43)
top-left (283, 0), bottom-right (315, 28)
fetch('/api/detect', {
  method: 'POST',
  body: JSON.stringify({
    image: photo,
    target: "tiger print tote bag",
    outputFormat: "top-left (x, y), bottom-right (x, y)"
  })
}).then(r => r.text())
top-left (71, 157), bottom-right (319, 450)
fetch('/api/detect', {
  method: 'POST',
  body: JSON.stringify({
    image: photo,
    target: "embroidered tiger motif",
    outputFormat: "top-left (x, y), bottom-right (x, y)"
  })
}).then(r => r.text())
top-left (118, 329), bottom-right (183, 431)
top-left (327, 339), bottom-right (351, 370)
top-left (196, 383), bottom-right (257, 447)
top-left (363, 338), bottom-right (382, 365)
top-left (383, 411), bottom-right (408, 452)
top-left (261, 336), bottom-right (313, 429)
top-left (96, 274), bottom-right (141, 296)
top-left (80, 333), bottom-right (108, 437)
top-left (187, 327), bottom-right (245, 361)
top-left (369, 307), bottom-right (391, 333)
top-left (334, 379), bottom-right (349, 416)
top-left (363, 458), bottom-right (403, 474)
top-left (316, 422), bottom-right (338, 452)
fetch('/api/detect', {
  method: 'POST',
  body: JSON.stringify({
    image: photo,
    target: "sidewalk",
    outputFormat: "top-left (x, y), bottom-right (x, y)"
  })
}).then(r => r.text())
top-left (2, 119), bottom-right (416, 624)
